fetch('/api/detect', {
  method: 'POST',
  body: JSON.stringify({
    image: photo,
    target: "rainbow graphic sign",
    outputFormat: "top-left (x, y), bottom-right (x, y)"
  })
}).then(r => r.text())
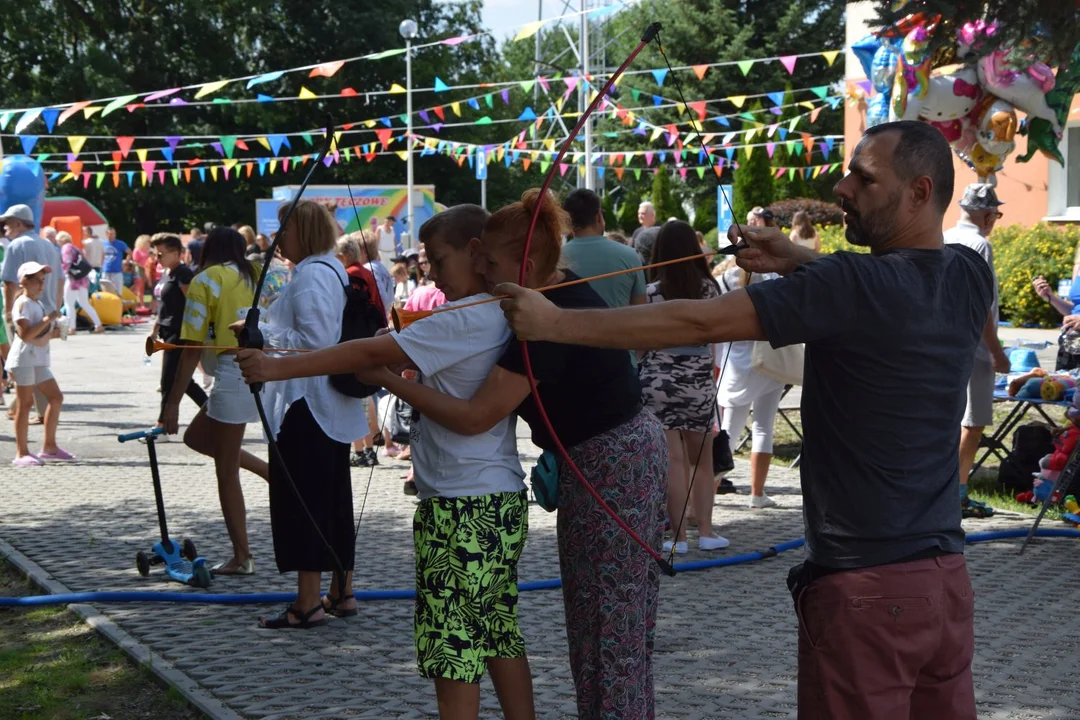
top-left (257, 185), bottom-right (437, 248)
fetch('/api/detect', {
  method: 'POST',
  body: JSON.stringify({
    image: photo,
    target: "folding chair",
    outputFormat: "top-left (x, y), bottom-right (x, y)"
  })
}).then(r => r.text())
top-left (1019, 437), bottom-right (1080, 555)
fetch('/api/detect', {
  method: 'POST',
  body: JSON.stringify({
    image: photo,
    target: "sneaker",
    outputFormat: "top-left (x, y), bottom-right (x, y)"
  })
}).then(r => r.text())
top-left (698, 535), bottom-right (731, 551)
top-left (350, 452), bottom-right (371, 468)
top-left (961, 496), bottom-right (995, 519)
top-left (716, 478), bottom-right (738, 495)
top-left (749, 494), bottom-right (778, 509)
top-left (403, 480), bottom-right (418, 496)
top-left (662, 540), bottom-right (688, 555)
top-left (364, 447), bottom-right (379, 466)
top-left (12, 454), bottom-right (44, 467)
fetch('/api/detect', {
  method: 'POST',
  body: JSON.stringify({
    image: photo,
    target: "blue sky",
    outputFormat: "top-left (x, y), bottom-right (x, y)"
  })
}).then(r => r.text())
top-left (478, 0), bottom-right (584, 43)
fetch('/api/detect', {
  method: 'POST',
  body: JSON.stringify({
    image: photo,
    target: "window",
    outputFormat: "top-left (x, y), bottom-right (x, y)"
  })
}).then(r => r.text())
top-left (1067, 126), bottom-right (1080, 210)
top-left (1047, 122), bottom-right (1080, 220)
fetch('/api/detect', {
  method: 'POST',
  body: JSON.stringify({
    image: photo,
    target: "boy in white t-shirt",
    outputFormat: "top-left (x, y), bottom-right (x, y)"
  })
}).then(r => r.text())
top-left (235, 205), bottom-right (534, 720)
top-left (8, 262), bottom-right (73, 466)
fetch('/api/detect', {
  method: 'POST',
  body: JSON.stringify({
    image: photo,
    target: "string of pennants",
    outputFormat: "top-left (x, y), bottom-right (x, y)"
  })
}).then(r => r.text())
top-left (2, 80), bottom-right (841, 166)
top-left (0, 46), bottom-right (841, 133)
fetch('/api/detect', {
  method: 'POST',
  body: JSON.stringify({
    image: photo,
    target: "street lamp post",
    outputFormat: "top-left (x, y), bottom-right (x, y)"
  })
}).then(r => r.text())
top-left (400, 18), bottom-right (418, 249)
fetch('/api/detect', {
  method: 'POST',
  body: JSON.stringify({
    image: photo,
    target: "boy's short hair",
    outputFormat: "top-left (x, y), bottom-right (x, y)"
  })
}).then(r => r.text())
top-left (150, 233), bottom-right (183, 253)
top-left (418, 204), bottom-right (489, 250)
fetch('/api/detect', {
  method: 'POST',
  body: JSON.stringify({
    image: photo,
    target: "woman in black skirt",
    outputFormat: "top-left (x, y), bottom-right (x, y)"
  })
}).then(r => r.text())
top-left (236, 200), bottom-right (369, 629)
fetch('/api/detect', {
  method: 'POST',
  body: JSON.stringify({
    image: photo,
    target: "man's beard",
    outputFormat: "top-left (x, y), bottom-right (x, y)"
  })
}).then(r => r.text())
top-left (843, 190), bottom-right (902, 249)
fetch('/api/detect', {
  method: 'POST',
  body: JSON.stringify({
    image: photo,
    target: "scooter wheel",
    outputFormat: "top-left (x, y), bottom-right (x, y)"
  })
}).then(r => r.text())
top-left (182, 538), bottom-right (198, 561)
top-left (136, 551), bottom-right (151, 577)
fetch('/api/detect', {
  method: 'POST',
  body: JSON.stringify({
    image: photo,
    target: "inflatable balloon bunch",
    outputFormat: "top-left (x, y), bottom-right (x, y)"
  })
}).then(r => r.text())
top-left (852, 14), bottom-right (1078, 185)
top-left (0, 156), bottom-right (46, 227)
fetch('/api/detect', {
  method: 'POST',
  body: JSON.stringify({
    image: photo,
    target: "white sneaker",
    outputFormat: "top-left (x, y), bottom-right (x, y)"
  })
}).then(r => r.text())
top-left (698, 535), bottom-right (731, 551)
top-left (662, 540), bottom-right (688, 555)
top-left (749, 494), bottom-right (778, 509)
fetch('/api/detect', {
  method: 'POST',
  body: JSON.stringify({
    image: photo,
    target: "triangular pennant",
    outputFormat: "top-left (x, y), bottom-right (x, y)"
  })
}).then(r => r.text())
top-left (433, 77), bottom-right (451, 92)
top-left (514, 20), bottom-right (544, 42)
top-left (517, 107), bottom-right (537, 121)
top-left (0, 112), bottom-right (12, 130)
top-left (309, 61), bottom-right (345, 78)
top-left (737, 60), bottom-right (754, 76)
top-left (246, 71), bottom-right (284, 89)
top-left (375, 128), bottom-right (393, 150)
top-left (688, 101), bottom-right (707, 121)
top-left (209, 166), bottom-right (218, 181)
top-left (779, 55), bottom-right (797, 74)
top-left (95, 172), bottom-right (105, 188)
top-left (767, 92), bottom-right (785, 107)
top-left (822, 50), bottom-right (839, 66)
top-left (298, 86), bottom-right (317, 100)
top-left (41, 109), bottom-right (60, 132)
top-left (220, 136), bottom-right (238, 158)
top-left (116, 136), bottom-right (135, 158)
top-left (692, 64), bottom-right (709, 81)
top-left (450, 102), bottom-right (461, 117)
top-left (810, 106), bottom-right (823, 123)
top-left (57, 101), bottom-right (91, 127)
top-left (15, 108), bottom-right (43, 133)
top-left (161, 147), bottom-right (174, 163)
top-left (101, 95), bottom-right (138, 117)
top-left (83, 106), bottom-right (102, 119)
top-left (389, 83), bottom-right (407, 94)
top-left (519, 80), bottom-right (535, 93)
top-left (19, 136), bottom-right (38, 155)
top-left (728, 96), bottom-right (747, 109)
top-left (136, 149), bottom-right (149, 163)
top-left (67, 136), bottom-right (87, 155)
top-left (194, 80), bottom-right (230, 99)
top-left (651, 68), bottom-right (668, 86)
top-left (69, 161), bottom-right (83, 177)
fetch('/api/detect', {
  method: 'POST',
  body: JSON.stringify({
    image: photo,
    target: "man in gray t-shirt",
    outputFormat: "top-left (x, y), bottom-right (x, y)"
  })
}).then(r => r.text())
top-left (495, 122), bottom-right (989, 719)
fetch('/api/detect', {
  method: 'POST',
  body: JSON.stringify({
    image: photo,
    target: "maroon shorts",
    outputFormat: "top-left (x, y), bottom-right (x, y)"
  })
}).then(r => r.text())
top-left (794, 553), bottom-right (976, 720)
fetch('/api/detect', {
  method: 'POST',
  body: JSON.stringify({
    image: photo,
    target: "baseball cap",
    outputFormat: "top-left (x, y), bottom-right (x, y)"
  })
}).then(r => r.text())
top-left (17, 261), bottom-right (51, 281)
top-left (959, 184), bottom-right (1004, 211)
top-left (0, 204), bottom-right (35, 225)
top-left (402, 247), bottom-right (420, 260)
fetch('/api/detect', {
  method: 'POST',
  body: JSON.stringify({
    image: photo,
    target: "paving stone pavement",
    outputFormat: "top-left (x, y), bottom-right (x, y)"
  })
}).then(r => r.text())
top-left (2, 328), bottom-right (1080, 719)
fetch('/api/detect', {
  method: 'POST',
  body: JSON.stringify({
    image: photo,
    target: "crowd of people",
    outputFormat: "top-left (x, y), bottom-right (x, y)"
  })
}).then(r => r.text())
top-left (0, 120), bottom-right (1033, 720)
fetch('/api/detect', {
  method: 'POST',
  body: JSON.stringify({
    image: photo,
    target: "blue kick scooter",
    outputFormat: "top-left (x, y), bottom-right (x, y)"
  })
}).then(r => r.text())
top-left (117, 427), bottom-right (212, 588)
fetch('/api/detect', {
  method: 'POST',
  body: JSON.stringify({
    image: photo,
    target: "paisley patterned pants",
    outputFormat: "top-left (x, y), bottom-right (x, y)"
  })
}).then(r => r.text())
top-left (558, 409), bottom-right (668, 719)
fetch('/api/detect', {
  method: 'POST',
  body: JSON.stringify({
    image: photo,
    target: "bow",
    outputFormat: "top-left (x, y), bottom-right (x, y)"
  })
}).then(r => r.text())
top-left (520, 22), bottom-right (676, 576)
top-left (239, 117), bottom-right (352, 599)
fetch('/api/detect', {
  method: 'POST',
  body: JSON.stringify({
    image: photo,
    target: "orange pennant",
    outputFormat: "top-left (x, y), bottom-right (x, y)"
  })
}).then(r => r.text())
top-left (692, 64), bottom-right (709, 81)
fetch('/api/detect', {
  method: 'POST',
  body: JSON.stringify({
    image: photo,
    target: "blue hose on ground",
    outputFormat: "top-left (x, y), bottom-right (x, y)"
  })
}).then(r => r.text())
top-left (1, 530), bottom-right (1075, 607)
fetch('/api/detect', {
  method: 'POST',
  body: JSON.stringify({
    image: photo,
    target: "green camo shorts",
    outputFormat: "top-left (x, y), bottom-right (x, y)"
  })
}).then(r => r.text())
top-left (414, 490), bottom-right (529, 683)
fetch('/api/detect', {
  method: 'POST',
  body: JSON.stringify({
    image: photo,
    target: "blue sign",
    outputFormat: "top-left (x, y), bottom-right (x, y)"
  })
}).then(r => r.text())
top-left (717, 185), bottom-right (733, 234)
top-left (475, 149), bottom-right (487, 181)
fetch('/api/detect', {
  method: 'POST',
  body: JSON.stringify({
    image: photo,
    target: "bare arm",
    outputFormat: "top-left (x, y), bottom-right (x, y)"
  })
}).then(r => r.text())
top-left (982, 311), bottom-right (1010, 373)
top-left (366, 365), bottom-right (530, 436)
top-left (3, 281), bottom-right (17, 318)
top-left (161, 346), bottom-right (202, 433)
top-left (497, 285), bottom-right (765, 350)
top-left (629, 293), bottom-right (646, 306)
top-left (236, 333), bottom-right (409, 385)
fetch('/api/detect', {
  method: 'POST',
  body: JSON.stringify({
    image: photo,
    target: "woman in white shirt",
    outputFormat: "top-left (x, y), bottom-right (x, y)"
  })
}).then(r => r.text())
top-left (716, 267), bottom-right (785, 509)
top-left (235, 200), bottom-right (368, 628)
top-left (788, 210), bottom-right (820, 252)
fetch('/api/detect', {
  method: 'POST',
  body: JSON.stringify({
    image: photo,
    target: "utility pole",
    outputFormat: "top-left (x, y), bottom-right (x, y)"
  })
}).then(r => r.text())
top-left (580, 0), bottom-right (594, 190)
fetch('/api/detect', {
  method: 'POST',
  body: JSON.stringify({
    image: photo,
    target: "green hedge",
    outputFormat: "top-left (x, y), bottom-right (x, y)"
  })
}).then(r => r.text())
top-left (993, 223), bottom-right (1080, 327)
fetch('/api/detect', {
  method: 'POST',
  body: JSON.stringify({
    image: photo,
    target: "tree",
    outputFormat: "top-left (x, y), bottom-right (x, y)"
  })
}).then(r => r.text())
top-left (733, 144), bottom-right (774, 225)
top-left (692, 191), bottom-right (717, 234)
top-left (650, 169), bottom-right (683, 223)
top-left (617, 191), bottom-right (641, 234)
top-left (601, 192), bottom-right (618, 232)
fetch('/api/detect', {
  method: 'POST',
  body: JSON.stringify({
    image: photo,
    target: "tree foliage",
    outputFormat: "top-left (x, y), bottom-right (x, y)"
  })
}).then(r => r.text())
top-left (733, 142), bottom-right (774, 224)
top-left (650, 169), bottom-right (684, 223)
top-left (617, 190), bottom-right (641, 234)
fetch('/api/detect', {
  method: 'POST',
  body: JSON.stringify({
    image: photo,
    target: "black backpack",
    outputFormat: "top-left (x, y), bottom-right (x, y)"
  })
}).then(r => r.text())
top-left (997, 424), bottom-right (1054, 492)
top-left (312, 260), bottom-right (388, 398)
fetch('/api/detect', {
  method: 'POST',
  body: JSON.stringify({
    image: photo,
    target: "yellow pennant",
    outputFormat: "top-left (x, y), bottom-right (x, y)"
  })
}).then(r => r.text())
top-left (396, 151), bottom-right (409, 161)
top-left (298, 87), bottom-right (317, 100)
top-left (728, 95), bottom-right (747, 108)
top-left (194, 80), bottom-right (230, 99)
top-left (257, 136), bottom-right (271, 151)
top-left (822, 50), bottom-right (840, 66)
top-left (209, 166), bottom-right (219, 181)
top-left (68, 136), bottom-right (87, 155)
top-left (136, 149), bottom-right (148, 163)
top-left (389, 84), bottom-right (407, 94)
top-left (450, 102), bottom-right (461, 117)
top-left (83, 106), bottom-right (102, 119)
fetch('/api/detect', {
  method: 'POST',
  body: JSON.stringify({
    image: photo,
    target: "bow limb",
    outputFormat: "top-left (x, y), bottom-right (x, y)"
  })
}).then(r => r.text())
top-left (519, 23), bottom-right (675, 576)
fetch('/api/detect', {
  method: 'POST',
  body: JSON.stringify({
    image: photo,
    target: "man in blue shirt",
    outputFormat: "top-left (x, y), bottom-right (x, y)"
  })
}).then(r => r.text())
top-left (102, 226), bottom-right (130, 293)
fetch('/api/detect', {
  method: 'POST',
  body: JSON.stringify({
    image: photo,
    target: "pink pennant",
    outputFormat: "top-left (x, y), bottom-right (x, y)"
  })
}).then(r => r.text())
top-left (766, 143), bottom-right (776, 158)
top-left (157, 170), bottom-right (165, 184)
top-left (144, 88), bottom-right (180, 103)
top-left (679, 167), bottom-right (687, 180)
top-left (559, 163), bottom-right (568, 176)
top-left (441, 35), bottom-right (470, 46)
top-left (644, 152), bottom-right (654, 166)
top-left (810, 107), bottom-right (823, 123)
top-left (141, 161), bottom-right (156, 176)
top-left (779, 55), bottom-right (797, 75)
top-left (82, 173), bottom-right (91, 188)
top-left (283, 158), bottom-right (291, 173)
top-left (563, 77), bottom-right (578, 92)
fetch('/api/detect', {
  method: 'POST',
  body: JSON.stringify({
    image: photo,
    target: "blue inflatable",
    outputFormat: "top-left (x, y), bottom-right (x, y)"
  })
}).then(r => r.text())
top-left (0, 155), bottom-right (46, 228)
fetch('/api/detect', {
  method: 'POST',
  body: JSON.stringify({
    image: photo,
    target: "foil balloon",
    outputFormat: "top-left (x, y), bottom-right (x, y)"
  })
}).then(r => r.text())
top-left (977, 52), bottom-right (1058, 132)
top-left (0, 156), bottom-right (46, 229)
top-left (957, 142), bottom-right (1006, 186)
top-left (891, 25), bottom-right (932, 119)
top-left (867, 94), bottom-right (892, 128)
top-left (852, 34), bottom-right (881, 80)
top-left (867, 38), bottom-right (899, 127)
top-left (973, 97), bottom-right (1018, 157)
top-left (919, 65), bottom-right (982, 122)
top-left (1017, 41), bottom-right (1080, 166)
top-left (956, 19), bottom-right (998, 58)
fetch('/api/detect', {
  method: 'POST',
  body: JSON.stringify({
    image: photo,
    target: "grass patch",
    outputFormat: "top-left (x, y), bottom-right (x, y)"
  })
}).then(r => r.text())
top-left (0, 560), bottom-right (203, 720)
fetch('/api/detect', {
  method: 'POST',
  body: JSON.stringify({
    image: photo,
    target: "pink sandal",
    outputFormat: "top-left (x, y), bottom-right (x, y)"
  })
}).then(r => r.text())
top-left (39, 448), bottom-right (76, 461)
top-left (12, 455), bottom-right (44, 467)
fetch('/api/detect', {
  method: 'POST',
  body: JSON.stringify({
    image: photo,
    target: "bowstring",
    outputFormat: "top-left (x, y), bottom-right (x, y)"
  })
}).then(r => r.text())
top-left (652, 31), bottom-right (749, 565)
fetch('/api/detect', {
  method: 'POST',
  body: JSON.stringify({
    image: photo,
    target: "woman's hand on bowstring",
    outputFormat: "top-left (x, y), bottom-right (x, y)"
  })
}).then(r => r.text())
top-left (731, 226), bottom-right (816, 276)
top-left (236, 348), bottom-right (281, 385)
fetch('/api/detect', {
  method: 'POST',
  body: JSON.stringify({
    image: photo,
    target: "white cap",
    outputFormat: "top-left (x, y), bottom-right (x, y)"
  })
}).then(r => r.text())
top-left (0, 204), bottom-right (35, 225)
top-left (17, 261), bottom-right (51, 282)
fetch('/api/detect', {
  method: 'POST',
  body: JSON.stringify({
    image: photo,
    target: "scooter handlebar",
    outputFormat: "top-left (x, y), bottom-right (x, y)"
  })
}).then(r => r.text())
top-left (118, 427), bottom-right (165, 443)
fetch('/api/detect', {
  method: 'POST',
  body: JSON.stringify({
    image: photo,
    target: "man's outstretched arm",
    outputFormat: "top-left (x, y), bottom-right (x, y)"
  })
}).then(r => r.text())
top-left (497, 285), bottom-right (765, 350)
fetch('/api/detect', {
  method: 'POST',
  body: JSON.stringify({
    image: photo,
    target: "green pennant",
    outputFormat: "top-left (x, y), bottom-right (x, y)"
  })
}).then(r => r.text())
top-left (631, 88), bottom-right (642, 103)
top-left (220, 136), bottom-right (238, 158)
top-left (789, 117), bottom-right (799, 131)
top-left (344, 148), bottom-right (352, 162)
top-left (737, 60), bottom-right (754, 76)
top-left (212, 98), bottom-right (231, 104)
top-left (540, 161), bottom-right (550, 174)
top-left (366, 48), bottom-right (406, 60)
top-left (603, 132), bottom-right (618, 138)
top-left (739, 112), bottom-right (755, 122)
top-left (696, 167), bottom-right (706, 179)
top-left (677, 149), bottom-right (685, 161)
top-left (0, 112), bottom-right (11, 131)
top-left (171, 168), bottom-right (180, 184)
top-left (810, 86), bottom-right (829, 100)
top-left (301, 132), bottom-right (314, 146)
top-left (474, 116), bottom-right (493, 125)
top-left (788, 168), bottom-right (796, 180)
top-left (399, 114), bottom-right (409, 125)
top-left (484, 94), bottom-right (493, 108)
top-left (794, 140), bottom-right (804, 154)
top-left (35, 154), bottom-right (50, 162)
top-left (519, 80), bottom-right (535, 93)
top-left (95, 172), bottom-right (105, 188)
top-left (102, 94), bottom-right (139, 117)
top-left (529, 125), bottom-right (537, 139)
top-left (633, 168), bottom-right (642, 180)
